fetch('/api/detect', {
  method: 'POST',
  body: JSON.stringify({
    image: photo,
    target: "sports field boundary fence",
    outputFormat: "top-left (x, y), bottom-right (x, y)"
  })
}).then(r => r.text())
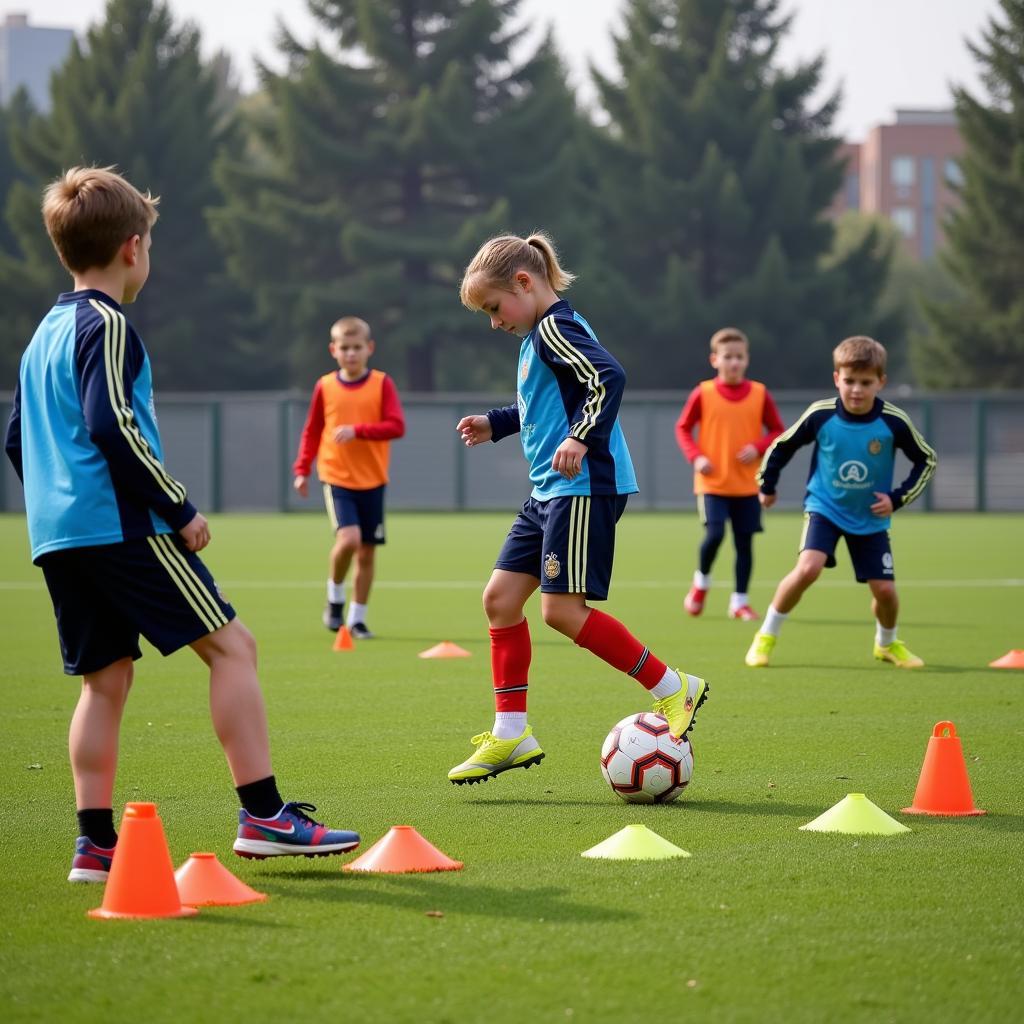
top-left (2, 391), bottom-right (1022, 513)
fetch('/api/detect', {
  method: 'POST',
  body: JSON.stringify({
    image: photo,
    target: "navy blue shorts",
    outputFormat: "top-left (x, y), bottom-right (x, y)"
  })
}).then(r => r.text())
top-left (495, 494), bottom-right (629, 600)
top-left (800, 512), bottom-right (894, 583)
top-left (38, 535), bottom-right (236, 676)
top-left (697, 494), bottom-right (763, 534)
top-left (323, 484), bottom-right (386, 545)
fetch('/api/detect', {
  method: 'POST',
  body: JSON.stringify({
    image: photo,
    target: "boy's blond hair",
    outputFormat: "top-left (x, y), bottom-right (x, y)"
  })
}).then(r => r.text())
top-left (331, 316), bottom-right (372, 340)
top-left (833, 336), bottom-right (887, 377)
top-left (710, 327), bottom-right (748, 352)
top-left (460, 231), bottom-right (575, 309)
top-left (42, 166), bottom-right (159, 274)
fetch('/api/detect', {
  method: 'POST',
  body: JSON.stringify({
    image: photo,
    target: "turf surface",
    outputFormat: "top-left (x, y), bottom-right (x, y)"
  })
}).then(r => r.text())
top-left (1, 511), bottom-right (1022, 1023)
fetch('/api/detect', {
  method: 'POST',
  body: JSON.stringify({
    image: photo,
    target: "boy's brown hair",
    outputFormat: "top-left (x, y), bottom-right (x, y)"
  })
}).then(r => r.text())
top-left (710, 327), bottom-right (748, 352)
top-left (330, 316), bottom-right (372, 340)
top-left (833, 335), bottom-right (887, 378)
top-left (42, 166), bottom-right (159, 274)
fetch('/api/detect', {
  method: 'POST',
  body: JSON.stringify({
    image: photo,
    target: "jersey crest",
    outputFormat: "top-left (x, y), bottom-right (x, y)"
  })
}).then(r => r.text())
top-left (544, 551), bottom-right (562, 580)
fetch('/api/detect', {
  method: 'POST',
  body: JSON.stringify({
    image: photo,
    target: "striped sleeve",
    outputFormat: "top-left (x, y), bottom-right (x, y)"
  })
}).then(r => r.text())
top-left (536, 313), bottom-right (624, 447)
top-left (757, 399), bottom-right (835, 494)
top-left (883, 402), bottom-right (937, 509)
top-left (77, 300), bottom-right (196, 530)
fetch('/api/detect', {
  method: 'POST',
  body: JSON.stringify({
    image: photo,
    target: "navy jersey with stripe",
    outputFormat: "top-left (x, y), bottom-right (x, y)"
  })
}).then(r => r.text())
top-left (757, 397), bottom-right (936, 534)
top-left (485, 299), bottom-right (638, 500)
top-left (4, 289), bottom-right (196, 562)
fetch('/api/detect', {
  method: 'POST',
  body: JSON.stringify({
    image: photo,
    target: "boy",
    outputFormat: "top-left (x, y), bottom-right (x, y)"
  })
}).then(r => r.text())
top-left (675, 327), bottom-right (785, 620)
top-left (293, 316), bottom-right (405, 638)
top-left (744, 336), bottom-right (937, 669)
top-left (4, 166), bottom-right (359, 882)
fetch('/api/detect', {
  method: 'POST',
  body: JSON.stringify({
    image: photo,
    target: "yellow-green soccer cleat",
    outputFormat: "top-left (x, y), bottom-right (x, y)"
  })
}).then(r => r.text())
top-left (874, 640), bottom-right (924, 669)
top-left (744, 632), bottom-right (776, 668)
top-left (652, 673), bottom-right (709, 741)
top-left (448, 727), bottom-right (545, 785)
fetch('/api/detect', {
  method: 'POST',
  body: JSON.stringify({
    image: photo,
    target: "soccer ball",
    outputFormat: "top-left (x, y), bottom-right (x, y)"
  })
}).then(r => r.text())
top-left (600, 712), bottom-right (694, 804)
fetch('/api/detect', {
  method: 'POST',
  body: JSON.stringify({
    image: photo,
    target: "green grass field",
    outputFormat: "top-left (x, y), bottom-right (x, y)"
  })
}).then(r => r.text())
top-left (1, 511), bottom-right (1022, 1023)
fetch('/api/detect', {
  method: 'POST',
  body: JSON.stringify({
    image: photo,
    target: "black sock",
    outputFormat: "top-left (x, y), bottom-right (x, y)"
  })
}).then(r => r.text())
top-left (236, 775), bottom-right (284, 818)
top-left (77, 808), bottom-right (117, 848)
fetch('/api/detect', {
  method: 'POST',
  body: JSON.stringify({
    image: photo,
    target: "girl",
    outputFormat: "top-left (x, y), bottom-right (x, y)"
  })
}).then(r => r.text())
top-left (449, 232), bottom-right (709, 784)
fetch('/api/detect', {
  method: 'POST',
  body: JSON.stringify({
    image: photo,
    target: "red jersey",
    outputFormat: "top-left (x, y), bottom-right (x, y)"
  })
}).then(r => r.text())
top-left (293, 369), bottom-right (405, 490)
top-left (675, 378), bottom-right (784, 496)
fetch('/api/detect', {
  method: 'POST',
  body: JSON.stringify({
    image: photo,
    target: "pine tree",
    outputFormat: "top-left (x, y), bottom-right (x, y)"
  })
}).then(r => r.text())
top-left (582, 0), bottom-right (897, 389)
top-left (920, 0), bottom-right (1024, 388)
top-left (0, 0), bottom-right (258, 390)
top-left (210, 0), bottom-right (582, 391)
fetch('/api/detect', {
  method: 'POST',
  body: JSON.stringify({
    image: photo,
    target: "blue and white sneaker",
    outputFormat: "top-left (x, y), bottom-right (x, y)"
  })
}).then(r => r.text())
top-left (68, 836), bottom-right (116, 883)
top-left (233, 801), bottom-right (360, 859)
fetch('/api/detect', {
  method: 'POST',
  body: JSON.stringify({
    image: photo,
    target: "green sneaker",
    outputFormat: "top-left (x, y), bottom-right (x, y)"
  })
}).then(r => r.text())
top-left (448, 727), bottom-right (545, 785)
top-left (745, 632), bottom-right (776, 667)
top-left (652, 673), bottom-right (709, 741)
top-left (874, 640), bottom-right (924, 669)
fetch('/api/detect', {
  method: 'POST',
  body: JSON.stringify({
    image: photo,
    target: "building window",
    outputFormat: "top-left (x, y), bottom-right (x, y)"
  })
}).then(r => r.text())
top-left (891, 156), bottom-right (916, 188)
top-left (891, 207), bottom-right (916, 238)
top-left (845, 173), bottom-right (860, 210)
top-left (945, 158), bottom-right (964, 186)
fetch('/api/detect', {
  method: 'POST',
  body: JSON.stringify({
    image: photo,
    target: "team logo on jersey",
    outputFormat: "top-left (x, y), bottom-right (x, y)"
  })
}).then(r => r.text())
top-left (544, 552), bottom-right (562, 580)
top-left (882, 553), bottom-right (894, 570)
top-left (374, 523), bottom-right (385, 541)
top-left (868, 438), bottom-right (883, 455)
top-left (521, 353), bottom-right (531, 381)
top-left (837, 460), bottom-right (868, 484)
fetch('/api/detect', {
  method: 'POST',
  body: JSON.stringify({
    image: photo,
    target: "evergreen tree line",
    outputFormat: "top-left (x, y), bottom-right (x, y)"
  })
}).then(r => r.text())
top-left (0, 0), bottom-right (1020, 393)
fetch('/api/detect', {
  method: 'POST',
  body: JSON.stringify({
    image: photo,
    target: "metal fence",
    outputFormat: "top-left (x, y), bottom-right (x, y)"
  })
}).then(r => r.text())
top-left (2, 391), bottom-right (1023, 513)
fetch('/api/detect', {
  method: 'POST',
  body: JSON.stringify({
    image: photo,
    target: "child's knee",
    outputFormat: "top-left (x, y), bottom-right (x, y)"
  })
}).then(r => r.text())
top-left (871, 580), bottom-right (897, 603)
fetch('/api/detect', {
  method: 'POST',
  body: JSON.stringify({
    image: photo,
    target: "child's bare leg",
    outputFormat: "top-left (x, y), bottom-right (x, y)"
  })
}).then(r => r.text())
top-left (769, 549), bottom-right (828, 614)
top-left (539, 591), bottom-right (591, 639)
top-left (329, 524), bottom-right (360, 584)
top-left (868, 579), bottom-right (898, 629)
top-left (352, 543), bottom-right (376, 604)
top-left (191, 620), bottom-right (272, 787)
top-left (70, 658), bottom-right (133, 809)
top-left (482, 568), bottom-right (538, 627)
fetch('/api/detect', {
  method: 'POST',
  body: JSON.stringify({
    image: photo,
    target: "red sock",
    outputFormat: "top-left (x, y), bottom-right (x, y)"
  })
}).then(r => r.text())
top-left (574, 608), bottom-right (667, 690)
top-left (490, 619), bottom-right (531, 712)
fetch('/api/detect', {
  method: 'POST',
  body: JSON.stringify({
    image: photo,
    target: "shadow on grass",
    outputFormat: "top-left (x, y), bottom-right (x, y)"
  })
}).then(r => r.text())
top-left (251, 872), bottom-right (628, 922)
top-left (758, 662), bottom-right (975, 674)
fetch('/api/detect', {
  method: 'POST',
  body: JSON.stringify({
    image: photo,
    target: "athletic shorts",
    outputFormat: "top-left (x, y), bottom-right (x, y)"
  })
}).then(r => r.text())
top-left (38, 535), bottom-right (236, 676)
top-left (800, 512), bottom-right (894, 583)
top-left (323, 483), bottom-right (386, 545)
top-left (495, 494), bottom-right (629, 600)
top-left (697, 493), bottom-right (763, 534)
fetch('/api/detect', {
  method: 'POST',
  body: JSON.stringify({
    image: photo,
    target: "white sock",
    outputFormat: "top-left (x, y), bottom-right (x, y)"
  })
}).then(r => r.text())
top-left (347, 601), bottom-right (368, 627)
top-left (649, 667), bottom-right (682, 699)
top-left (761, 605), bottom-right (788, 637)
top-left (327, 579), bottom-right (345, 604)
top-left (730, 592), bottom-right (748, 611)
top-left (876, 623), bottom-right (897, 647)
top-left (493, 712), bottom-right (527, 739)
top-left (693, 570), bottom-right (711, 590)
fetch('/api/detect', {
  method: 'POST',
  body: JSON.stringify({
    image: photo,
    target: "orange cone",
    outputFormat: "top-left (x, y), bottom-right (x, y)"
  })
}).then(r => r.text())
top-left (343, 826), bottom-right (463, 873)
top-left (175, 853), bottom-right (267, 907)
top-left (902, 721), bottom-right (986, 816)
top-left (989, 649), bottom-right (1024, 669)
top-left (89, 803), bottom-right (198, 919)
top-left (333, 626), bottom-right (354, 651)
top-left (418, 641), bottom-right (471, 659)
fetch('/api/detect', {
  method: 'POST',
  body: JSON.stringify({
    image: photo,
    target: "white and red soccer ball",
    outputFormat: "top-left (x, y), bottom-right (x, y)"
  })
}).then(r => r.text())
top-left (600, 712), bottom-right (694, 803)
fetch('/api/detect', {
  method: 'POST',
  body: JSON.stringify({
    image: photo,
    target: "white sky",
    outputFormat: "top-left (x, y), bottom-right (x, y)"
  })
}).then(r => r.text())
top-left (17, 0), bottom-right (1002, 140)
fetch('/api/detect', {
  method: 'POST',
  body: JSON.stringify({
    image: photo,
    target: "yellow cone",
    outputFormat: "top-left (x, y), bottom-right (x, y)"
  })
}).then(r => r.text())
top-left (581, 823), bottom-right (691, 860)
top-left (800, 793), bottom-right (911, 835)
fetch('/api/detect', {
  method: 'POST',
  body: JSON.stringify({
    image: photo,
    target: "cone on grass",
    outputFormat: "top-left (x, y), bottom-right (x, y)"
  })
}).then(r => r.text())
top-left (989, 649), bottom-right (1024, 669)
top-left (418, 641), bottom-right (471, 659)
top-left (89, 803), bottom-right (198, 919)
top-left (800, 793), bottom-right (910, 835)
top-left (333, 626), bottom-right (354, 651)
top-left (174, 853), bottom-right (267, 907)
top-left (902, 721), bottom-right (986, 816)
top-left (343, 826), bottom-right (463, 873)
top-left (581, 824), bottom-right (691, 861)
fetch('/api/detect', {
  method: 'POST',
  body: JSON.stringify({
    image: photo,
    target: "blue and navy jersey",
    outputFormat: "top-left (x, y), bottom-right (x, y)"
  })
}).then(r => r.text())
top-left (757, 397), bottom-right (936, 534)
top-left (4, 289), bottom-right (196, 562)
top-left (485, 299), bottom-right (638, 500)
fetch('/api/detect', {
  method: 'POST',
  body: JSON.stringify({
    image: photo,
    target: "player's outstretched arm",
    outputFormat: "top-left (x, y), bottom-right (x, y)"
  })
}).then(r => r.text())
top-left (456, 415), bottom-right (493, 447)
